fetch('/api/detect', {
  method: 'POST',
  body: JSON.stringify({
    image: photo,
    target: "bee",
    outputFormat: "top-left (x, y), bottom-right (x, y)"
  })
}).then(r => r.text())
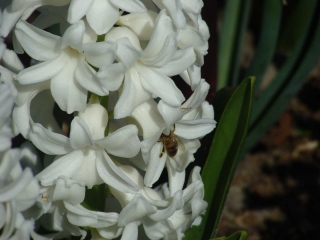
top-left (158, 125), bottom-right (185, 158)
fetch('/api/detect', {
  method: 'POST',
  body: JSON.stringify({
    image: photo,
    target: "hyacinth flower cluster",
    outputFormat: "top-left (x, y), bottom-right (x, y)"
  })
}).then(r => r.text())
top-left (0, 0), bottom-right (216, 239)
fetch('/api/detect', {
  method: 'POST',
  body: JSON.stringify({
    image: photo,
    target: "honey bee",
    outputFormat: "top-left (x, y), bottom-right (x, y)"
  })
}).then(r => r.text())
top-left (158, 125), bottom-right (185, 158)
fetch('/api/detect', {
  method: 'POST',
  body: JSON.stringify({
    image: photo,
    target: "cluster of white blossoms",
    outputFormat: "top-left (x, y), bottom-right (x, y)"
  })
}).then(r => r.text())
top-left (0, 0), bottom-right (216, 239)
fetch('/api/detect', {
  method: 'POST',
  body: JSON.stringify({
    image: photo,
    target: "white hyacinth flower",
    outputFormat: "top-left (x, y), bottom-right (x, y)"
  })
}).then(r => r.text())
top-left (130, 79), bottom-right (216, 191)
top-left (101, 165), bottom-right (207, 240)
top-left (68, 0), bottom-right (147, 35)
top-left (0, 0), bottom-right (71, 37)
top-left (0, 0), bottom-right (213, 239)
top-left (0, 78), bottom-right (15, 152)
top-left (98, 10), bottom-right (196, 118)
top-left (0, 148), bottom-right (40, 240)
top-left (14, 19), bottom-right (112, 113)
top-left (33, 101), bottom-right (141, 192)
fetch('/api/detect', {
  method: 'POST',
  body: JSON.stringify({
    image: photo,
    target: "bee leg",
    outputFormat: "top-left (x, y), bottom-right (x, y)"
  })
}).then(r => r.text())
top-left (159, 144), bottom-right (165, 158)
top-left (173, 124), bottom-right (176, 132)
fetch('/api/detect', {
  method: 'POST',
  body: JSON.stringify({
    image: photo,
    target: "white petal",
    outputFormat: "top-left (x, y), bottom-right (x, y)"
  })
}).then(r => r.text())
top-left (140, 129), bottom-right (163, 164)
top-left (153, 0), bottom-right (186, 29)
top-left (8, 218), bottom-right (34, 240)
top-left (178, 25), bottom-right (208, 66)
top-left (65, 202), bottom-right (118, 227)
top-left (68, 0), bottom-right (94, 24)
top-left (143, 10), bottom-right (176, 58)
top-left (120, 222), bottom-right (139, 240)
top-left (30, 123), bottom-right (73, 155)
top-left (137, 64), bottom-right (185, 106)
top-left (130, 99), bottom-right (165, 139)
top-left (97, 62), bottom-right (125, 92)
top-left (167, 162), bottom-right (186, 196)
top-left (141, 220), bottom-right (169, 240)
top-left (36, 150), bottom-right (84, 186)
top-left (83, 41), bottom-right (117, 68)
top-left (116, 37), bottom-right (141, 69)
top-left (0, 81), bottom-right (14, 123)
top-left (87, 0), bottom-right (119, 35)
top-left (157, 100), bottom-right (183, 128)
top-left (141, 35), bottom-right (176, 67)
top-left (110, 0), bottom-right (146, 13)
top-left (75, 56), bottom-right (107, 96)
top-left (191, 198), bottom-right (207, 225)
top-left (12, 103), bottom-right (30, 138)
top-left (30, 89), bottom-right (63, 134)
top-left (175, 118), bottom-right (216, 139)
top-left (149, 190), bottom-right (183, 221)
top-left (52, 176), bottom-right (85, 204)
top-left (118, 194), bottom-right (156, 226)
top-left (83, 18), bottom-right (98, 43)
top-left (61, 20), bottom-right (85, 50)
top-left (113, 72), bottom-right (136, 119)
top-left (183, 188), bottom-right (203, 208)
top-left (156, 46), bottom-right (196, 76)
top-left (1, 7), bottom-right (24, 37)
top-left (14, 19), bottom-right (60, 61)
top-left (2, 49), bottom-right (24, 73)
top-left (0, 168), bottom-right (33, 202)
top-left (20, 141), bottom-right (43, 175)
top-left (70, 117), bottom-right (95, 149)
top-left (198, 101), bottom-right (215, 120)
top-left (96, 151), bottom-right (139, 193)
top-left (168, 138), bottom-right (200, 172)
top-left (182, 79), bottom-right (209, 110)
top-left (65, 202), bottom-right (103, 226)
top-left (105, 26), bottom-right (142, 51)
top-left (130, 67), bottom-right (152, 110)
top-left (95, 125), bottom-right (140, 158)
top-left (16, 176), bottom-right (39, 212)
top-left (97, 225), bottom-right (123, 239)
top-left (179, 65), bottom-right (201, 90)
top-left (16, 53), bottom-right (67, 84)
top-left (198, 16), bottom-right (210, 40)
top-left (187, 166), bottom-right (204, 199)
top-left (50, 56), bottom-right (87, 114)
top-left (144, 142), bottom-right (167, 187)
top-left (181, 0), bottom-right (203, 14)
top-left (72, 148), bottom-right (104, 188)
top-left (96, 63), bottom-right (125, 92)
top-left (117, 11), bottom-right (157, 41)
top-left (78, 103), bottom-right (108, 140)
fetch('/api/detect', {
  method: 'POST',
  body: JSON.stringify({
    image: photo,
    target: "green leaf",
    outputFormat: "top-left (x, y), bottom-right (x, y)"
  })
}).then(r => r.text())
top-left (211, 231), bottom-right (248, 240)
top-left (212, 87), bottom-right (235, 122)
top-left (217, 0), bottom-right (251, 90)
top-left (245, 2), bottom-right (320, 151)
top-left (277, 0), bottom-right (317, 53)
top-left (229, 0), bottom-right (252, 87)
top-left (184, 77), bottom-right (255, 240)
top-left (245, 0), bottom-right (282, 90)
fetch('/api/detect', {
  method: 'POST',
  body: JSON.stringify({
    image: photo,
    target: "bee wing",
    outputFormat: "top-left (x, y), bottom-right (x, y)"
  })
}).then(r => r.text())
top-left (176, 136), bottom-right (186, 152)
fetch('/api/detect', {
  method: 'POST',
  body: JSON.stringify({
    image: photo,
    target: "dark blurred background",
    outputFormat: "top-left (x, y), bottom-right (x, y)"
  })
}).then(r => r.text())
top-left (197, 0), bottom-right (320, 239)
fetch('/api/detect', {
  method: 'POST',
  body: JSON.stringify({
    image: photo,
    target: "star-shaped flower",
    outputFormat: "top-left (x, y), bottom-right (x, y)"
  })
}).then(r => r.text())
top-left (15, 19), bottom-right (115, 113)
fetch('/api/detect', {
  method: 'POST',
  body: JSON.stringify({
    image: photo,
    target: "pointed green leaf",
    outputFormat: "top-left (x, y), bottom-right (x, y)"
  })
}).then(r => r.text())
top-left (245, 0), bottom-right (282, 90)
top-left (249, 0), bottom-right (317, 130)
top-left (245, 4), bottom-right (320, 151)
top-left (184, 77), bottom-right (255, 240)
top-left (218, 0), bottom-right (252, 89)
